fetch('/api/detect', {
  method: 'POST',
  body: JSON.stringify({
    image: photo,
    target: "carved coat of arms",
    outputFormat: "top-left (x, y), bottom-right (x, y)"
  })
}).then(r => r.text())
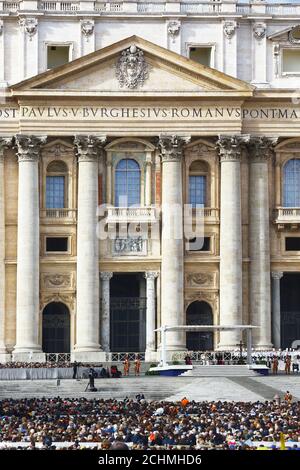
top-left (116, 45), bottom-right (149, 89)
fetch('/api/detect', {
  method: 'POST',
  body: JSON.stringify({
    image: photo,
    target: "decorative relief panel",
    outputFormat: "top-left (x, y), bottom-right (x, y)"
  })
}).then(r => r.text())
top-left (42, 273), bottom-right (75, 290)
top-left (186, 272), bottom-right (215, 287)
top-left (40, 293), bottom-right (75, 311)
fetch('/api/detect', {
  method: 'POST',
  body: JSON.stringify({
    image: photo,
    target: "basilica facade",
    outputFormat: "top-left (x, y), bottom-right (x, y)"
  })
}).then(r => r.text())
top-left (0, 1), bottom-right (300, 362)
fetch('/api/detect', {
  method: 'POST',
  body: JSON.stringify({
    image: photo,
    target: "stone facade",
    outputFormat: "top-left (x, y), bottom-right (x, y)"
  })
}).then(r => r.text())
top-left (0, 4), bottom-right (300, 361)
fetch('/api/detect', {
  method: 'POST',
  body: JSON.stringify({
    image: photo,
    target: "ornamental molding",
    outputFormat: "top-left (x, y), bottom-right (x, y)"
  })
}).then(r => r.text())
top-left (186, 143), bottom-right (215, 158)
top-left (159, 134), bottom-right (191, 163)
top-left (116, 45), bottom-right (149, 89)
top-left (42, 273), bottom-right (74, 290)
top-left (0, 137), bottom-right (13, 161)
top-left (223, 20), bottom-right (237, 40)
top-left (100, 272), bottom-right (113, 281)
top-left (253, 22), bottom-right (266, 40)
top-left (289, 26), bottom-right (300, 44)
top-left (19, 17), bottom-right (38, 40)
top-left (81, 20), bottom-right (94, 40)
top-left (248, 136), bottom-right (278, 162)
top-left (186, 273), bottom-right (214, 287)
top-left (167, 20), bottom-right (181, 43)
top-left (14, 135), bottom-right (47, 163)
top-left (74, 135), bottom-right (106, 162)
top-left (216, 135), bottom-right (249, 162)
top-left (185, 290), bottom-right (218, 308)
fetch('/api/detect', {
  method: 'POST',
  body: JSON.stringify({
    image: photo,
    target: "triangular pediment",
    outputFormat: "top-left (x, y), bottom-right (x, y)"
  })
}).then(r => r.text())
top-left (10, 36), bottom-right (253, 97)
top-left (268, 24), bottom-right (300, 42)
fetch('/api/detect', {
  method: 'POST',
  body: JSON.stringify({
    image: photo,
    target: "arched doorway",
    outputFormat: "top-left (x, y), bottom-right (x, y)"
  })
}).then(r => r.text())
top-left (42, 302), bottom-right (70, 353)
top-left (186, 301), bottom-right (213, 350)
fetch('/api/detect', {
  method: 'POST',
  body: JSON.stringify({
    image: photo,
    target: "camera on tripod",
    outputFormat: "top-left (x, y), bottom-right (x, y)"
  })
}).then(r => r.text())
top-left (85, 367), bottom-right (98, 392)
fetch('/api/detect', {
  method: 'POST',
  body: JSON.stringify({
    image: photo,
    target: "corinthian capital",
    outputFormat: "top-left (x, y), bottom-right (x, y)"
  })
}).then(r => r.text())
top-left (14, 135), bottom-right (47, 163)
top-left (216, 135), bottom-right (249, 162)
top-left (0, 137), bottom-right (13, 162)
top-left (74, 135), bottom-right (107, 163)
top-left (158, 134), bottom-right (191, 163)
top-left (248, 136), bottom-right (278, 163)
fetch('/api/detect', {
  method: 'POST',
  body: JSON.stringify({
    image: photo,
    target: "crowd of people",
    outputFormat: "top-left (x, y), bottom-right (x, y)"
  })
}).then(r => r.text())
top-left (0, 362), bottom-right (72, 369)
top-left (0, 397), bottom-right (299, 450)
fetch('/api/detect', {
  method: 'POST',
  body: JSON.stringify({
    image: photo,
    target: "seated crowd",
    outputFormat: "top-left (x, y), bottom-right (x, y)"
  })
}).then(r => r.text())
top-left (0, 398), bottom-right (299, 450)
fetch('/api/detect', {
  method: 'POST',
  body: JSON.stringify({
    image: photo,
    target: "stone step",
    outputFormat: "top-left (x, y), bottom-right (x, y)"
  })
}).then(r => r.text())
top-left (181, 365), bottom-right (259, 377)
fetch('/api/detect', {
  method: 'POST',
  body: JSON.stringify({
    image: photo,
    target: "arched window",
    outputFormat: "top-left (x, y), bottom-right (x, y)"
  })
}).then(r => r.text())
top-left (189, 160), bottom-right (208, 207)
top-left (46, 160), bottom-right (68, 209)
top-left (115, 159), bottom-right (141, 207)
top-left (283, 159), bottom-right (300, 207)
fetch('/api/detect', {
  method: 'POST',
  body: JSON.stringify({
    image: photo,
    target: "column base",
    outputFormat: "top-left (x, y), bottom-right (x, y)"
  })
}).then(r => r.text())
top-left (253, 344), bottom-right (273, 351)
top-left (71, 351), bottom-right (107, 363)
top-left (12, 352), bottom-right (46, 363)
top-left (216, 344), bottom-right (241, 351)
top-left (0, 353), bottom-right (12, 363)
top-left (145, 350), bottom-right (159, 363)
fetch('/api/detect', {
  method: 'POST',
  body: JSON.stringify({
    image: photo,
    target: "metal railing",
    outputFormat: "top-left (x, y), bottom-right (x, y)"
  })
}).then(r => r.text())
top-left (45, 353), bottom-right (71, 363)
top-left (172, 350), bottom-right (300, 364)
top-left (108, 352), bottom-right (145, 362)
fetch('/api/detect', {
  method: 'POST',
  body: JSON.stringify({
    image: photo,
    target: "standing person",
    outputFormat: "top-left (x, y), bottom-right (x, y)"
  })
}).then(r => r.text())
top-left (285, 355), bottom-right (291, 375)
top-left (73, 361), bottom-right (79, 379)
top-left (272, 356), bottom-right (279, 375)
top-left (134, 354), bottom-right (141, 376)
top-left (123, 354), bottom-right (130, 377)
top-left (284, 390), bottom-right (293, 403)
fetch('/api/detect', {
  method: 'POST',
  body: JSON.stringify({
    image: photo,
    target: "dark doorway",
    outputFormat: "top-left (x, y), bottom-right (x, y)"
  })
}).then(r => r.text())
top-left (281, 273), bottom-right (300, 349)
top-left (110, 274), bottom-right (146, 352)
top-left (42, 302), bottom-right (70, 353)
top-left (186, 301), bottom-right (213, 350)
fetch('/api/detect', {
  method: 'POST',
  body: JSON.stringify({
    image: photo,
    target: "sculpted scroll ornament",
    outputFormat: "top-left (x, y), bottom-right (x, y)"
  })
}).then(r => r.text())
top-left (41, 293), bottom-right (75, 311)
top-left (15, 135), bottom-right (47, 162)
top-left (81, 20), bottom-right (94, 40)
top-left (253, 23), bottom-right (266, 40)
top-left (74, 135), bottom-right (106, 162)
top-left (223, 21), bottom-right (237, 40)
top-left (116, 45), bottom-right (149, 89)
top-left (19, 18), bottom-right (38, 40)
top-left (167, 20), bottom-right (181, 43)
top-left (159, 134), bottom-right (191, 162)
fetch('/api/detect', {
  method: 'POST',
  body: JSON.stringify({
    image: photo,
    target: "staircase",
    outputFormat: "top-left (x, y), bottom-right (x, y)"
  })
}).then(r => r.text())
top-left (180, 365), bottom-right (259, 377)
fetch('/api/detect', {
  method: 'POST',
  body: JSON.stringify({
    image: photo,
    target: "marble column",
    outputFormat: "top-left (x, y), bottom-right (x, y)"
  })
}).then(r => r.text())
top-left (144, 271), bottom-right (159, 360)
top-left (217, 135), bottom-right (247, 349)
top-left (0, 138), bottom-right (12, 359)
top-left (271, 272), bottom-right (283, 350)
top-left (100, 272), bottom-right (113, 352)
top-left (13, 135), bottom-right (47, 359)
top-left (159, 135), bottom-right (190, 352)
top-left (248, 137), bottom-right (277, 349)
top-left (73, 135), bottom-right (106, 361)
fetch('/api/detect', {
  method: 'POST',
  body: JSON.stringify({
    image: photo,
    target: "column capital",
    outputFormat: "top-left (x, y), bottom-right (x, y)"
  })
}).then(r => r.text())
top-left (74, 135), bottom-right (107, 163)
top-left (216, 135), bottom-right (249, 162)
top-left (14, 135), bottom-right (47, 163)
top-left (0, 137), bottom-right (13, 161)
top-left (271, 271), bottom-right (283, 280)
top-left (144, 271), bottom-right (159, 280)
top-left (158, 134), bottom-right (191, 163)
top-left (248, 136), bottom-right (278, 163)
top-left (100, 272), bottom-right (113, 281)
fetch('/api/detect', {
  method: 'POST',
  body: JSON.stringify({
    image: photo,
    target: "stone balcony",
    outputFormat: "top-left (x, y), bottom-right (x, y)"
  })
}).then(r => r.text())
top-left (1, 1), bottom-right (300, 16)
top-left (40, 208), bottom-right (77, 223)
top-left (273, 207), bottom-right (300, 230)
top-left (190, 207), bottom-right (220, 225)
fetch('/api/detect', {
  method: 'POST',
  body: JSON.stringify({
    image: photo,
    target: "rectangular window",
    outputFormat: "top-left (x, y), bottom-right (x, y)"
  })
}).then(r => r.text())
top-left (282, 49), bottom-right (300, 74)
top-left (188, 237), bottom-right (210, 252)
top-left (46, 237), bottom-right (68, 252)
top-left (46, 176), bottom-right (65, 209)
top-left (189, 175), bottom-right (206, 207)
top-left (47, 45), bottom-right (70, 69)
top-left (189, 47), bottom-right (212, 67)
top-left (285, 237), bottom-right (300, 251)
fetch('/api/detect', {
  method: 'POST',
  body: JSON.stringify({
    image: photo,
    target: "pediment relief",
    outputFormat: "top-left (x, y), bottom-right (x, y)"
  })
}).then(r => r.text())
top-left (11, 36), bottom-right (254, 96)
